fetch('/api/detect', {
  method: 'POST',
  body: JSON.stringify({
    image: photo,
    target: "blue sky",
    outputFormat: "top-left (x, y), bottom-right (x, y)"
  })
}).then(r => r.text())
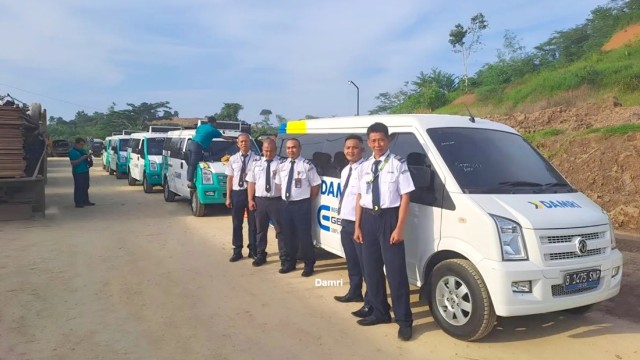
top-left (0, 0), bottom-right (611, 123)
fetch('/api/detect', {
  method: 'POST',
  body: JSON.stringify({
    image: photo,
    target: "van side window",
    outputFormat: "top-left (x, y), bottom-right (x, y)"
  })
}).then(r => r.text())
top-left (129, 138), bottom-right (141, 154)
top-left (169, 137), bottom-right (182, 159)
top-left (278, 133), bottom-right (369, 178)
top-left (388, 133), bottom-right (454, 210)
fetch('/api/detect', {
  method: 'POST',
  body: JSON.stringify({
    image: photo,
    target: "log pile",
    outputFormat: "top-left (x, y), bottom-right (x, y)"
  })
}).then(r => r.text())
top-left (0, 107), bottom-right (30, 177)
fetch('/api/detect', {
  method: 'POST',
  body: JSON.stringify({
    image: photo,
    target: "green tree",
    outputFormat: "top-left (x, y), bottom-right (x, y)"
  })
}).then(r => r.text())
top-left (369, 82), bottom-right (411, 115)
top-left (216, 103), bottom-right (244, 122)
top-left (259, 109), bottom-right (272, 124)
top-left (448, 12), bottom-right (489, 92)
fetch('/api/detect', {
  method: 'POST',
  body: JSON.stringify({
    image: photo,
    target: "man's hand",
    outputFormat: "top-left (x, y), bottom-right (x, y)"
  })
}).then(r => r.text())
top-left (225, 198), bottom-right (232, 208)
top-left (248, 200), bottom-right (256, 211)
top-left (390, 228), bottom-right (404, 244)
top-left (353, 227), bottom-right (364, 244)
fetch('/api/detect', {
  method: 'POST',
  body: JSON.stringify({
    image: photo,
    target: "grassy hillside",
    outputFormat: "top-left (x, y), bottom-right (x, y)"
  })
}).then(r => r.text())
top-left (437, 40), bottom-right (640, 117)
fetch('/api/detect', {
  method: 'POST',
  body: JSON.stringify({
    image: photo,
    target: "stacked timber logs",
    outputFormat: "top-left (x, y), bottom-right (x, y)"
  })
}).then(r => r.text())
top-left (0, 100), bottom-right (45, 178)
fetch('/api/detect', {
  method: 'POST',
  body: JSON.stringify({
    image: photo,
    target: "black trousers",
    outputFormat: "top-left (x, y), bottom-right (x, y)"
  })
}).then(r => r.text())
top-left (231, 189), bottom-right (257, 253)
top-left (73, 172), bottom-right (90, 206)
top-left (341, 219), bottom-right (369, 303)
top-left (186, 141), bottom-right (203, 183)
top-left (362, 208), bottom-right (412, 327)
top-left (255, 197), bottom-right (287, 262)
top-left (281, 198), bottom-right (315, 268)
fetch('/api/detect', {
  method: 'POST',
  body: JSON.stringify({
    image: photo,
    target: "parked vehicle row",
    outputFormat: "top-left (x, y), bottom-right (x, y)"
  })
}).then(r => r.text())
top-left (96, 115), bottom-right (623, 341)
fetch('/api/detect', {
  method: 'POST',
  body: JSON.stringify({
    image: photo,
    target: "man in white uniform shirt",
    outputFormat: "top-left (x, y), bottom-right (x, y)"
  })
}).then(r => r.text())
top-left (353, 122), bottom-right (415, 341)
top-left (226, 133), bottom-right (259, 262)
top-left (247, 138), bottom-right (287, 267)
top-left (334, 135), bottom-right (372, 316)
top-left (275, 138), bottom-right (321, 277)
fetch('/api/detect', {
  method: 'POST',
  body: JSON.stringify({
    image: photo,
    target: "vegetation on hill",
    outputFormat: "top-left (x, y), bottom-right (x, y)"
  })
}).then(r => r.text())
top-left (371, 0), bottom-right (640, 116)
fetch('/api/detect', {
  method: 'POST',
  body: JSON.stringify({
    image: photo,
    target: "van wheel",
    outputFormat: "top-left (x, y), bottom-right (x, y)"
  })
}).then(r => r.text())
top-left (109, 168), bottom-right (115, 175)
top-left (428, 259), bottom-right (497, 341)
top-left (163, 180), bottom-right (176, 202)
top-left (116, 172), bottom-right (126, 180)
top-left (143, 174), bottom-right (153, 193)
top-left (191, 192), bottom-right (206, 217)
top-left (127, 171), bottom-right (136, 186)
top-left (564, 304), bottom-right (594, 315)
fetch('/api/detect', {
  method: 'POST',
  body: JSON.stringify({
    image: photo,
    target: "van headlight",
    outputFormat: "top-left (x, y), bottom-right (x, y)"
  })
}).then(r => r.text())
top-left (149, 161), bottom-right (158, 171)
top-left (201, 170), bottom-right (213, 184)
top-left (217, 174), bottom-right (227, 183)
top-left (491, 215), bottom-right (528, 261)
top-left (602, 209), bottom-right (617, 249)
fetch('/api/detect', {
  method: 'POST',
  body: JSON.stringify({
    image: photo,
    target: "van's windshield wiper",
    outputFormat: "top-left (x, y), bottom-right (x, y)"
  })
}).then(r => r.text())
top-left (496, 181), bottom-right (545, 188)
top-left (540, 182), bottom-right (573, 191)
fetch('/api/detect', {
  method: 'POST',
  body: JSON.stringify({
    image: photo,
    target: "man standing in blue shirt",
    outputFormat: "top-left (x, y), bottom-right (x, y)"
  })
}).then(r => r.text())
top-left (187, 116), bottom-right (224, 189)
top-left (68, 137), bottom-right (94, 208)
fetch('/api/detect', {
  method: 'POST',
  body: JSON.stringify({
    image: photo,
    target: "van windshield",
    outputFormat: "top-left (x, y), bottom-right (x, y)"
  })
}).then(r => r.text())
top-left (205, 140), bottom-right (240, 162)
top-left (147, 138), bottom-right (165, 155)
top-left (427, 127), bottom-right (575, 194)
top-left (118, 139), bottom-right (129, 151)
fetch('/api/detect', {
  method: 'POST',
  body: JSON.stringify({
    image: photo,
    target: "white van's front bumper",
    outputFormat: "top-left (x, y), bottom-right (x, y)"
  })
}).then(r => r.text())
top-left (477, 249), bottom-right (623, 317)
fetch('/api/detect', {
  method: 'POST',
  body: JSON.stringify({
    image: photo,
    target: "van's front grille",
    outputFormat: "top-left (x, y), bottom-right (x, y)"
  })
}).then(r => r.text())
top-left (551, 284), bottom-right (600, 297)
top-left (540, 232), bottom-right (604, 244)
top-left (544, 248), bottom-right (607, 261)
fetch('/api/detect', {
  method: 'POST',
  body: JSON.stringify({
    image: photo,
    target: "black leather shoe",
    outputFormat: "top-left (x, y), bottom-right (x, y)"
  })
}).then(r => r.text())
top-left (278, 264), bottom-right (296, 274)
top-left (84, 202), bottom-right (96, 206)
top-left (398, 326), bottom-right (412, 341)
top-left (75, 204), bottom-right (84, 208)
top-left (351, 305), bottom-right (373, 318)
top-left (357, 316), bottom-right (392, 326)
top-left (301, 267), bottom-right (314, 277)
top-left (229, 253), bottom-right (243, 262)
top-left (334, 293), bottom-right (364, 303)
top-left (252, 256), bottom-right (266, 267)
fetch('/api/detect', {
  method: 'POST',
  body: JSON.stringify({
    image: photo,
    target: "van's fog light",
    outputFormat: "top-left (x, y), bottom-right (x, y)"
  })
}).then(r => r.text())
top-left (612, 266), bottom-right (620, 278)
top-left (205, 191), bottom-right (215, 196)
top-left (511, 281), bottom-right (532, 293)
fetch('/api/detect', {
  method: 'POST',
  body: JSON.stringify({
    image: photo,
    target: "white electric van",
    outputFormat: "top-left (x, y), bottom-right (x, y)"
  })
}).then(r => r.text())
top-left (127, 126), bottom-right (181, 192)
top-left (276, 114), bottom-right (623, 341)
top-left (162, 126), bottom-right (260, 216)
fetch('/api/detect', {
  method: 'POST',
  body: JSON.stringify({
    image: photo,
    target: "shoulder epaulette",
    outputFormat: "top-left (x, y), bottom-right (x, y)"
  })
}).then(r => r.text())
top-left (252, 156), bottom-right (261, 161)
top-left (303, 159), bottom-right (313, 165)
top-left (279, 158), bottom-right (288, 164)
top-left (393, 154), bottom-right (406, 163)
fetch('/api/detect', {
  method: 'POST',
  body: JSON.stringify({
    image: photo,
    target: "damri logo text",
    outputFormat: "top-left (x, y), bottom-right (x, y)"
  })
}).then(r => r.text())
top-left (315, 278), bottom-right (344, 287)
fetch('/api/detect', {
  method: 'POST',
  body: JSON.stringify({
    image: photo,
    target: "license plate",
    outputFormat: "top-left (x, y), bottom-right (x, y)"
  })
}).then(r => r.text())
top-left (564, 268), bottom-right (601, 291)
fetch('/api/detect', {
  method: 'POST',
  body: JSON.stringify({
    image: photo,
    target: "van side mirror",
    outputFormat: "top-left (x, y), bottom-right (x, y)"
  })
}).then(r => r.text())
top-left (409, 165), bottom-right (433, 189)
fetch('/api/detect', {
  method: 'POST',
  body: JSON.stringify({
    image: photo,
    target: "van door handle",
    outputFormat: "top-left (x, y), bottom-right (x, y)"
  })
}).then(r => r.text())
top-left (180, 162), bottom-right (183, 169)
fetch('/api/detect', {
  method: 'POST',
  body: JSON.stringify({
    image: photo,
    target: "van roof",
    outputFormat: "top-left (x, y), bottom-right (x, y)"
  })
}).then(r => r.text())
top-left (278, 114), bottom-right (517, 135)
top-left (165, 129), bottom-right (246, 139)
top-left (130, 132), bottom-right (169, 140)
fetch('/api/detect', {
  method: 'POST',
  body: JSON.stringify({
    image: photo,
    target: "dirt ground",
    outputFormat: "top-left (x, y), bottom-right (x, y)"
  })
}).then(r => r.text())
top-left (0, 159), bottom-right (639, 360)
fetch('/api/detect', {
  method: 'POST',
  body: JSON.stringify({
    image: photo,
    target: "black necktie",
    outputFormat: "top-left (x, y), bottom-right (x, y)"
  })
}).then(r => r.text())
top-left (265, 159), bottom-right (272, 193)
top-left (338, 165), bottom-right (352, 215)
top-left (238, 154), bottom-right (248, 188)
top-left (285, 160), bottom-right (295, 200)
top-left (372, 160), bottom-right (381, 213)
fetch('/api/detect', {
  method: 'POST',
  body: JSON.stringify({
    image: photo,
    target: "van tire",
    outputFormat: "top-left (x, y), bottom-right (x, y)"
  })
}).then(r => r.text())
top-left (428, 259), bottom-right (497, 341)
top-left (128, 171), bottom-right (136, 186)
top-left (163, 180), bottom-right (176, 202)
top-left (564, 304), bottom-right (594, 315)
top-left (191, 192), bottom-right (206, 217)
top-left (109, 167), bottom-right (115, 175)
top-left (143, 174), bottom-right (153, 193)
top-left (116, 172), bottom-right (126, 180)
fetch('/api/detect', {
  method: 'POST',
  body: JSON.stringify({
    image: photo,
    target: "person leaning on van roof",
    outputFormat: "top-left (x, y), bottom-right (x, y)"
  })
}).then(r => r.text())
top-left (353, 122), bottom-right (415, 341)
top-left (186, 116), bottom-right (233, 189)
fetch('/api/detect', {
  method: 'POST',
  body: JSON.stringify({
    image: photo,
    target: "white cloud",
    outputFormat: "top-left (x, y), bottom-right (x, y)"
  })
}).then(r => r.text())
top-left (0, 0), bottom-right (611, 121)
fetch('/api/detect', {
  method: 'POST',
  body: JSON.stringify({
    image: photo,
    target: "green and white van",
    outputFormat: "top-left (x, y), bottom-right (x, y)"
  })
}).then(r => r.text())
top-left (162, 127), bottom-right (260, 216)
top-left (102, 136), bottom-right (112, 171)
top-left (108, 135), bottom-right (132, 179)
top-left (127, 127), bottom-right (181, 192)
